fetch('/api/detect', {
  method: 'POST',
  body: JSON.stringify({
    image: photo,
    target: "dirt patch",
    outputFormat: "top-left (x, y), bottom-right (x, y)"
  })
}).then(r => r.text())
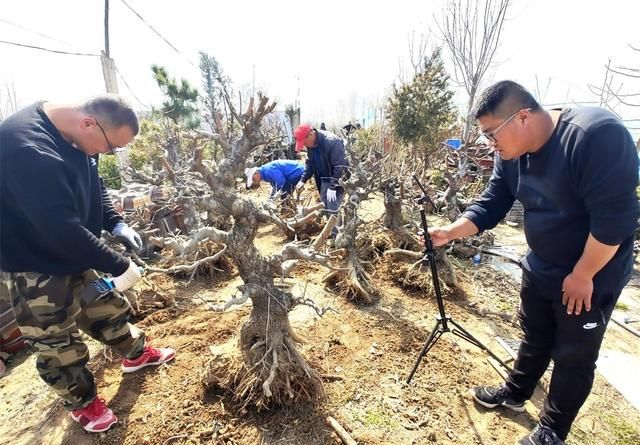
top-left (2, 219), bottom-right (639, 445)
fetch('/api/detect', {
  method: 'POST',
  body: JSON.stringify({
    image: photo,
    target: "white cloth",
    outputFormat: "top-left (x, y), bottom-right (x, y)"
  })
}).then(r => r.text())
top-left (245, 167), bottom-right (258, 187)
top-left (326, 188), bottom-right (337, 202)
top-left (112, 261), bottom-right (142, 292)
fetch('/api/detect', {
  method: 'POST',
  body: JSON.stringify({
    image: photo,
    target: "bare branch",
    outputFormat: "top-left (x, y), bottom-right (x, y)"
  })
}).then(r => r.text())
top-left (437, 0), bottom-right (511, 139)
top-left (589, 58), bottom-right (640, 110)
top-left (150, 226), bottom-right (229, 256)
top-left (609, 66), bottom-right (640, 79)
top-left (279, 243), bottom-right (332, 266)
top-left (286, 210), bottom-right (322, 230)
top-left (194, 128), bottom-right (231, 154)
top-left (281, 215), bottom-right (338, 276)
top-left (312, 215), bottom-right (338, 251)
top-left (326, 416), bottom-right (357, 445)
top-left (146, 246), bottom-right (227, 274)
top-left (299, 202), bottom-right (325, 217)
top-left (125, 166), bottom-right (166, 185)
top-left (291, 283), bottom-right (338, 318)
top-left (213, 288), bottom-right (252, 312)
top-left (407, 31), bottom-right (429, 77)
top-left (384, 249), bottom-right (424, 261)
top-left (256, 209), bottom-right (295, 236)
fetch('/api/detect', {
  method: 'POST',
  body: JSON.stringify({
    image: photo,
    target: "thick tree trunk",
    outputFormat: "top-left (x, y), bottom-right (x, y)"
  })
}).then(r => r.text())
top-left (443, 171), bottom-right (461, 222)
top-left (382, 179), bottom-right (404, 231)
top-left (190, 95), bottom-right (325, 408)
top-left (328, 192), bottom-right (378, 303)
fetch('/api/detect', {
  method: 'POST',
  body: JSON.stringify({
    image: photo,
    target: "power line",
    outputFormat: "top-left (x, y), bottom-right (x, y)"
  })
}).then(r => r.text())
top-left (113, 63), bottom-right (150, 109)
top-left (0, 39), bottom-right (100, 57)
top-left (119, 0), bottom-right (196, 67)
top-left (0, 18), bottom-right (73, 46)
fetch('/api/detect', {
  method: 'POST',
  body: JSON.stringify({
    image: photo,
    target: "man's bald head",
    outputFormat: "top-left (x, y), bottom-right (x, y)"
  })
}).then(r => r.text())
top-left (79, 94), bottom-right (139, 134)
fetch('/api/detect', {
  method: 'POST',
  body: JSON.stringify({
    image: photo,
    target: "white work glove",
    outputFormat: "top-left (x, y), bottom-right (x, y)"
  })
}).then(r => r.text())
top-left (111, 260), bottom-right (142, 292)
top-left (295, 180), bottom-right (306, 190)
top-left (326, 188), bottom-right (337, 203)
top-left (112, 222), bottom-right (142, 251)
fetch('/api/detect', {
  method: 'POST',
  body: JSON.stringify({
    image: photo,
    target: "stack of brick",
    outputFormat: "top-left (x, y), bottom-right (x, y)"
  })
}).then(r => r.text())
top-left (107, 183), bottom-right (187, 237)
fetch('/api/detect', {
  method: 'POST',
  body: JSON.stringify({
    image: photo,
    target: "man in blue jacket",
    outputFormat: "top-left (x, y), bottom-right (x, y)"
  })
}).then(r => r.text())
top-left (245, 159), bottom-right (305, 199)
top-left (427, 81), bottom-right (639, 445)
top-left (293, 124), bottom-right (349, 215)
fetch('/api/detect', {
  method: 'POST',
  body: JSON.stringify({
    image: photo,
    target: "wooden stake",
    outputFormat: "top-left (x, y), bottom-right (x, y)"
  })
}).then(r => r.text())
top-left (325, 416), bottom-right (356, 445)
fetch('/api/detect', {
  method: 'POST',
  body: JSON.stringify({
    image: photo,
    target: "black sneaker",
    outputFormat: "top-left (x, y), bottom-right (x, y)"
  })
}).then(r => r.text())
top-left (470, 385), bottom-right (525, 412)
top-left (516, 424), bottom-right (564, 445)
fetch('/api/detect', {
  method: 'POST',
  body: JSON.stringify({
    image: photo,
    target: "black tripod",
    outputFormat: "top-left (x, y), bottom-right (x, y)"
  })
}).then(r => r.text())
top-left (406, 175), bottom-right (512, 384)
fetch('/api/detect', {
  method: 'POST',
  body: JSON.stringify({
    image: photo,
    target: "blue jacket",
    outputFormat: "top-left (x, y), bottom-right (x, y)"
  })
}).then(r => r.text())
top-left (258, 160), bottom-right (305, 196)
top-left (301, 130), bottom-right (350, 191)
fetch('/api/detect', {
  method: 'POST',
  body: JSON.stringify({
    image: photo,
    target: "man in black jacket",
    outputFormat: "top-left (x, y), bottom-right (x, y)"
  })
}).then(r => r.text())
top-left (427, 81), bottom-right (639, 445)
top-left (293, 123), bottom-right (349, 217)
top-left (0, 95), bottom-right (175, 433)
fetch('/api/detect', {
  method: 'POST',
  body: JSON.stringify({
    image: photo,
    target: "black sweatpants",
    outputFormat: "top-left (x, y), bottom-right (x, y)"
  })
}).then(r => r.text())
top-left (505, 271), bottom-right (620, 440)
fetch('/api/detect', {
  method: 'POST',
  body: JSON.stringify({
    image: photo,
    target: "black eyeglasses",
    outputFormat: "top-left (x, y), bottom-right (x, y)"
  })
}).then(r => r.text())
top-left (481, 108), bottom-right (530, 143)
top-left (90, 116), bottom-right (116, 153)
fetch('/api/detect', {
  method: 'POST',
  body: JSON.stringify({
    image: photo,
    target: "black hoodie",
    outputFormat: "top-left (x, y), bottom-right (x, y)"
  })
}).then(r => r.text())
top-left (0, 102), bottom-right (128, 275)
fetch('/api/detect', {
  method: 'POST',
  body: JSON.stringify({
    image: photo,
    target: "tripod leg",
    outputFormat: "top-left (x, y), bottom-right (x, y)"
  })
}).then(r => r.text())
top-left (406, 319), bottom-right (443, 384)
top-left (449, 320), bottom-right (513, 372)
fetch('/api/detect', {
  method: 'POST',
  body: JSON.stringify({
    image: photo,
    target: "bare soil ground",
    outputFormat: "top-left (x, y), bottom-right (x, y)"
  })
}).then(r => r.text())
top-left (2, 194), bottom-right (639, 445)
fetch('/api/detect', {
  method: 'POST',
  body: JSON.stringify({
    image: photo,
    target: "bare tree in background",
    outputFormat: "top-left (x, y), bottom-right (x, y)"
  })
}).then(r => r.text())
top-left (437, 0), bottom-right (511, 147)
top-left (398, 31), bottom-right (430, 84)
top-left (0, 83), bottom-right (18, 121)
top-left (589, 46), bottom-right (640, 132)
top-left (534, 75), bottom-right (553, 104)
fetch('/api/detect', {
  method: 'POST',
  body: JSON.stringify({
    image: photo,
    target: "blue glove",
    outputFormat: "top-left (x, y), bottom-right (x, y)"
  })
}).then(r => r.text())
top-left (112, 223), bottom-right (143, 251)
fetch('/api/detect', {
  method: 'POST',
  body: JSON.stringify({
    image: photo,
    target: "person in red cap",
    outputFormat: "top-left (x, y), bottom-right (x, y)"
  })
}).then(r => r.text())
top-left (293, 124), bottom-right (349, 222)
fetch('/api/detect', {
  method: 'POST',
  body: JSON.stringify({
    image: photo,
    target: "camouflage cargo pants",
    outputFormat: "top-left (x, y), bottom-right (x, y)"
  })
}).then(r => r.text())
top-left (0, 270), bottom-right (145, 410)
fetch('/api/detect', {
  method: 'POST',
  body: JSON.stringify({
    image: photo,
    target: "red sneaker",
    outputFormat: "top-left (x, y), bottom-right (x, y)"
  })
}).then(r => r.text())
top-left (70, 397), bottom-right (117, 433)
top-left (121, 346), bottom-right (175, 373)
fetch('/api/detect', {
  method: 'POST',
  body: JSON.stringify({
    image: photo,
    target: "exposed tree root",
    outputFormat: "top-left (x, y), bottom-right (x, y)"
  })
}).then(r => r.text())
top-left (380, 254), bottom-right (464, 300)
top-left (203, 326), bottom-right (325, 410)
top-left (324, 254), bottom-right (377, 304)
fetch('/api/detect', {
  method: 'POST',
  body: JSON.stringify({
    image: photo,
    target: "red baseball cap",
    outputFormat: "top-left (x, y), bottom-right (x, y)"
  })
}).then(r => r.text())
top-left (294, 123), bottom-right (313, 151)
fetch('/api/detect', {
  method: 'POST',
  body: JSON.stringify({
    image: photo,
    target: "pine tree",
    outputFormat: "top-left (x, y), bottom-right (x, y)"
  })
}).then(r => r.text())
top-left (198, 52), bottom-right (222, 129)
top-left (151, 64), bottom-right (200, 129)
top-left (387, 48), bottom-right (456, 169)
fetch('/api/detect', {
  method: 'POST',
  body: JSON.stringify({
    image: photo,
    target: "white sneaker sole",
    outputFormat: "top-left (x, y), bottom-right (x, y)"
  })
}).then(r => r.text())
top-left (70, 413), bottom-right (118, 432)
top-left (469, 389), bottom-right (526, 413)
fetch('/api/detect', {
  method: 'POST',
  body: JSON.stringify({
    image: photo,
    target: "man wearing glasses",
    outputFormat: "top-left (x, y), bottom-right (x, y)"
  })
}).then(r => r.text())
top-left (0, 95), bottom-right (175, 433)
top-left (427, 81), bottom-right (638, 445)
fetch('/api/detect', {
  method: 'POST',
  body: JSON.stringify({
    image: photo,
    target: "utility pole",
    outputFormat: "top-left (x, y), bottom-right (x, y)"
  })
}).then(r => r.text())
top-left (101, 0), bottom-right (119, 93)
top-left (294, 74), bottom-right (301, 126)
top-left (101, 0), bottom-right (130, 184)
top-left (104, 0), bottom-right (110, 58)
top-left (252, 64), bottom-right (255, 98)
